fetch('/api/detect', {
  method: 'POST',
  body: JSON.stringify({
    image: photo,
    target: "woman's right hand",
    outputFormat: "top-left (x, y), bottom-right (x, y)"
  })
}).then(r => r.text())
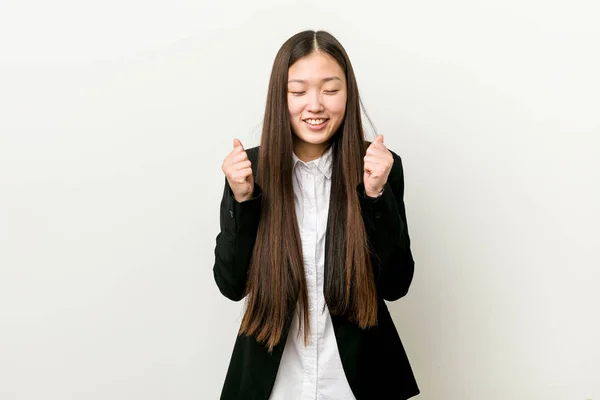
top-left (221, 138), bottom-right (254, 203)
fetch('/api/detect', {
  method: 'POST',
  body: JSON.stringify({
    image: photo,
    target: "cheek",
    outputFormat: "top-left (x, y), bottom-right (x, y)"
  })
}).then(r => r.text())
top-left (326, 95), bottom-right (347, 117)
top-left (287, 96), bottom-right (304, 117)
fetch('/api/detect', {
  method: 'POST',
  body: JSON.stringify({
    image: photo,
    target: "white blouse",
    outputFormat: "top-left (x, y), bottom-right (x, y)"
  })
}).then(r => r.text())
top-left (269, 147), bottom-right (356, 400)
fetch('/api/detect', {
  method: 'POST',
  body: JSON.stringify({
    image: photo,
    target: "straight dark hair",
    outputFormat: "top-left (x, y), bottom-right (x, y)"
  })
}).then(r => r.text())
top-left (239, 30), bottom-right (377, 352)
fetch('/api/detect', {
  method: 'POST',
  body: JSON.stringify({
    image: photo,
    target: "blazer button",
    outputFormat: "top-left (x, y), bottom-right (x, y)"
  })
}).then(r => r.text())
top-left (229, 209), bottom-right (234, 218)
top-left (375, 212), bottom-right (381, 219)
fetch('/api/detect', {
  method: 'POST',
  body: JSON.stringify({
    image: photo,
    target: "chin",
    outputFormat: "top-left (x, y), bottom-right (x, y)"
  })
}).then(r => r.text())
top-left (296, 134), bottom-right (333, 146)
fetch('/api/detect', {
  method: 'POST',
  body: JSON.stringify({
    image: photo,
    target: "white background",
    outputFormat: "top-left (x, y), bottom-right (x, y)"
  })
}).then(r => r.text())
top-left (1, 0), bottom-right (599, 399)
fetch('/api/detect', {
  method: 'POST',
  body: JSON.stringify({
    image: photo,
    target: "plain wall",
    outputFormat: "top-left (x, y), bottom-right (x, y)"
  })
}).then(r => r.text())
top-left (1, 0), bottom-right (598, 399)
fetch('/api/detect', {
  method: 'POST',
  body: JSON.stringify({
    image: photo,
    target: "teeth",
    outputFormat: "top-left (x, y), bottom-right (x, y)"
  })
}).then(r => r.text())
top-left (306, 118), bottom-right (326, 125)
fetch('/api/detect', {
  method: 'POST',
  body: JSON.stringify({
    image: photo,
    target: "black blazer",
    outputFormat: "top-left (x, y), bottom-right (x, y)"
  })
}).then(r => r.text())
top-left (213, 146), bottom-right (419, 400)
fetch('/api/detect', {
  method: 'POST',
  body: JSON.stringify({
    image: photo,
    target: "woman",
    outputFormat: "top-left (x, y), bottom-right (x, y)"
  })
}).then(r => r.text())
top-left (213, 30), bottom-right (419, 400)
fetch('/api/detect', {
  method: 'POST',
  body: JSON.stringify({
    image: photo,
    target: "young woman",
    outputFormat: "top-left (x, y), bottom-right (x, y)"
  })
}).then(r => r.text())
top-left (214, 30), bottom-right (419, 400)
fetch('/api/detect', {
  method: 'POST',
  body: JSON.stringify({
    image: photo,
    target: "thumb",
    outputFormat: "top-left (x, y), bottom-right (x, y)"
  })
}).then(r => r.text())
top-left (375, 134), bottom-right (384, 144)
top-left (233, 138), bottom-right (244, 150)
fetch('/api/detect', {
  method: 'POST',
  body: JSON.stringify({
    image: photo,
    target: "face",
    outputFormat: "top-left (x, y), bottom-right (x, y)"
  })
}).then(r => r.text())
top-left (287, 51), bottom-right (347, 158)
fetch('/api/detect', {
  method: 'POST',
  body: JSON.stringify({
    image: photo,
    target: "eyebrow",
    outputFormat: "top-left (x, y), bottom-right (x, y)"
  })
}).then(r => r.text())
top-left (287, 77), bottom-right (342, 84)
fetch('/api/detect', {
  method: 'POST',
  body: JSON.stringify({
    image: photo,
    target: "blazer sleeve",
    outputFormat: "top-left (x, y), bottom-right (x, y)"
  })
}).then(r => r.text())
top-left (213, 177), bottom-right (262, 302)
top-left (357, 151), bottom-right (415, 301)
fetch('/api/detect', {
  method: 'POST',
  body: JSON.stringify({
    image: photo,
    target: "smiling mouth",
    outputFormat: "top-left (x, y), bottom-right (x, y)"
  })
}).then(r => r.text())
top-left (304, 118), bottom-right (329, 126)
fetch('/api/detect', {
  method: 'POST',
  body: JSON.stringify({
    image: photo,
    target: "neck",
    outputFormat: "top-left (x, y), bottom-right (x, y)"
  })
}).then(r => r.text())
top-left (293, 139), bottom-right (330, 162)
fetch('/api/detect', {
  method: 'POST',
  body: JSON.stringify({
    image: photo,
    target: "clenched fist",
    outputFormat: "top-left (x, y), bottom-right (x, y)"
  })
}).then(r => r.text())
top-left (221, 139), bottom-right (254, 203)
top-left (363, 135), bottom-right (393, 197)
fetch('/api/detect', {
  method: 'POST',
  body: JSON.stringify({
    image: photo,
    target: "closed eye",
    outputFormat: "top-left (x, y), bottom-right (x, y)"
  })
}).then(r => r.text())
top-left (289, 91), bottom-right (306, 96)
top-left (324, 90), bottom-right (339, 95)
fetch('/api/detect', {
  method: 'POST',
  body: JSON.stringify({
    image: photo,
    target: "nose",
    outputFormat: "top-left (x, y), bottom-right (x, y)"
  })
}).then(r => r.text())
top-left (306, 91), bottom-right (324, 113)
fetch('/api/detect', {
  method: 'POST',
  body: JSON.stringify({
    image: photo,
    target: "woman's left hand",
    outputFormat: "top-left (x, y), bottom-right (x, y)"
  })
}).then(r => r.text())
top-left (363, 134), bottom-right (394, 197)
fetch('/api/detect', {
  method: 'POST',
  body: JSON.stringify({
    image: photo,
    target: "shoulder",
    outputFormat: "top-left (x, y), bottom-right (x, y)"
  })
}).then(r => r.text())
top-left (245, 145), bottom-right (260, 164)
top-left (388, 149), bottom-right (404, 175)
top-left (364, 141), bottom-right (405, 183)
top-left (244, 146), bottom-right (260, 178)
top-left (387, 148), bottom-right (406, 191)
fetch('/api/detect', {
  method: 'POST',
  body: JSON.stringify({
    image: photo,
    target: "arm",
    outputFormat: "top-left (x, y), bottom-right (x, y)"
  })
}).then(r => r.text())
top-left (213, 179), bottom-right (262, 301)
top-left (358, 153), bottom-right (415, 301)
